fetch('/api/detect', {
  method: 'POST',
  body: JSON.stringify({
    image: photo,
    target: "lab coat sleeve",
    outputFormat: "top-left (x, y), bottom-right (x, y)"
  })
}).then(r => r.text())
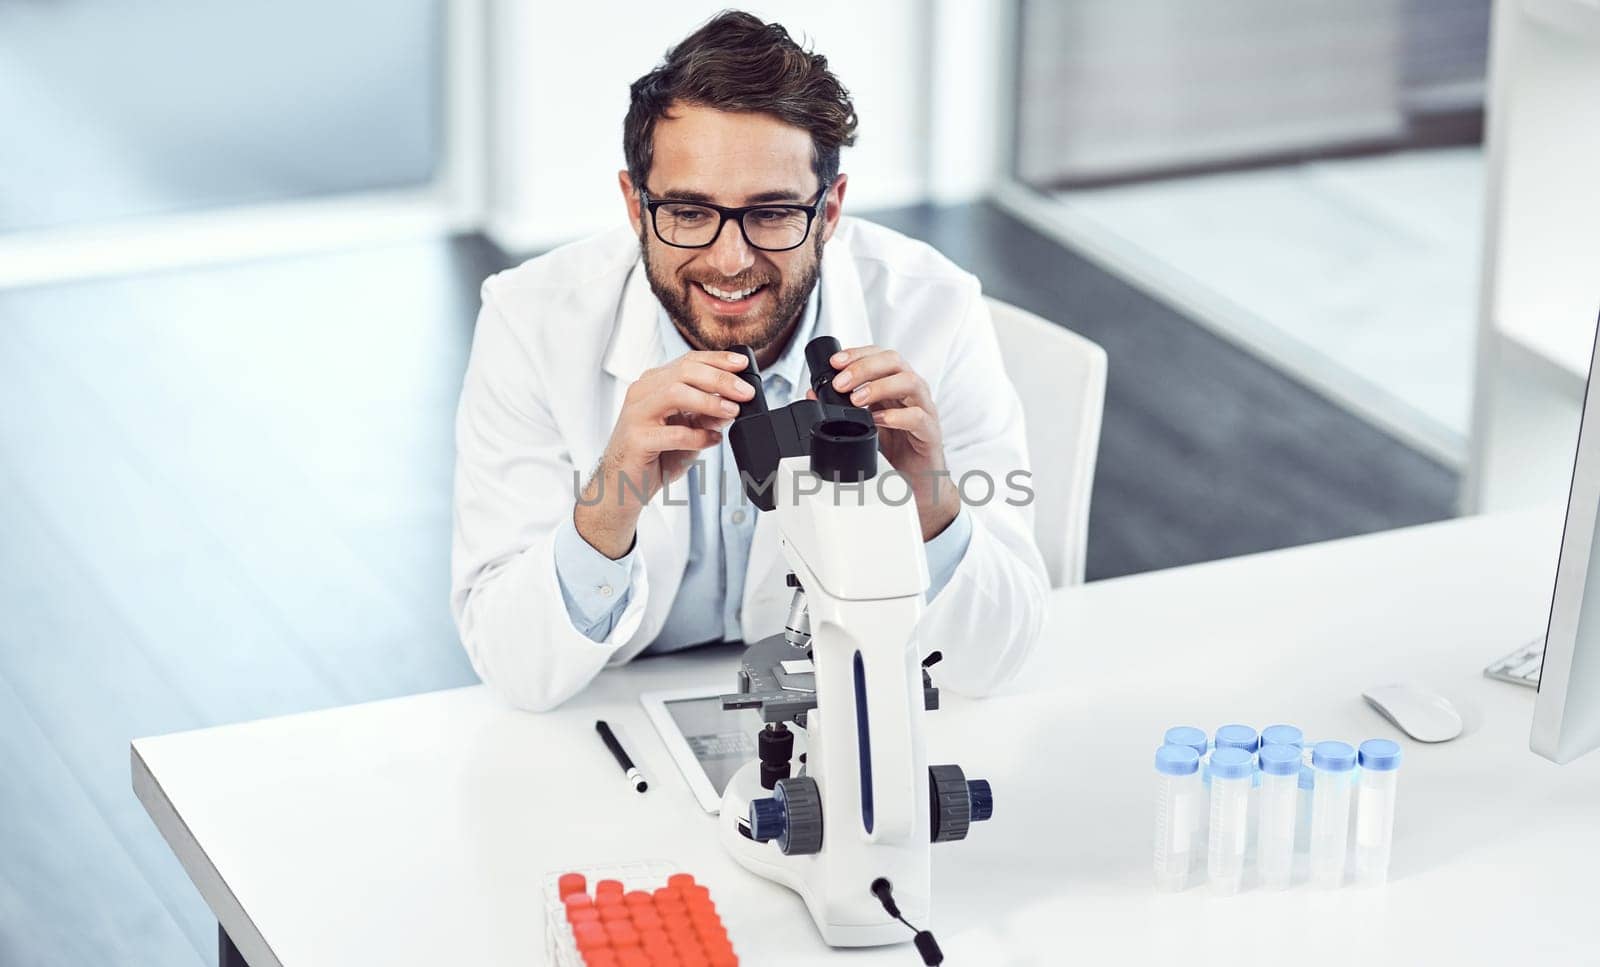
top-left (923, 506), bottom-right (974, 601)
top-left (552, 516), bottom-right (634, 641)
top-left (450, 283), bottom-right (650, 711)
top-left (918, 283), bottom-right (1050, 695)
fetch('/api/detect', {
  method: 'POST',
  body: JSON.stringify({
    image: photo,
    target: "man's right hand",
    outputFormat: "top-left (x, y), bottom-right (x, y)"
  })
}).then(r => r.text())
top-left (574, 350), bottom-right (756, 559)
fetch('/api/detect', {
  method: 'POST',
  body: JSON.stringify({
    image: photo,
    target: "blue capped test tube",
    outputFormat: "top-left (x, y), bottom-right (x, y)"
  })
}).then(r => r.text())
top-left (1164, 726), bottom-right (1209, 761)
top-left (1214, 724), bottom-right (1259, 754)
top-left (1206, 747), bottom-right (1253, 895)
top-left (1295, 761), bottom-right (1315, 852)
top-left (1214, 725), bottom-right (1261, 853)
top-left (1164, 726), bottom-right (1209, 846)
top-left (1260, 724), bottom-right (1304, 750)
top-left (1354, 739), bottom-right (1403, 885)
top-left (1153, 745), bottom-right (1203, 891)
top-left (1256, 745), bottom-right (1301, 889)
top-left (1309, 741), bottom-right (1357, 888)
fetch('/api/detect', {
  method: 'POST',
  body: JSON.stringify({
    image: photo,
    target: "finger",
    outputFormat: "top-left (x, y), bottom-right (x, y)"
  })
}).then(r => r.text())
top-left (872, 405), bottom-right (941, 446)
top-left (665, 411), bottom-right (734, 431)
top-left (831, 348), bottom-right (906, 393)
top-left (644, 424), bottom-right (723, 454)
top-left (827, 344), bottom-right (881, 370)
top-left (805, 388), bottom-right (818, 401)
top-left (684, 349), bottom-right (759, 373)
top-left (849, 371), bottom-right (932, 410)
top-left (647, 381), bottom-right (742, 422)
top-left (670, 360), bottom-right (757, 401)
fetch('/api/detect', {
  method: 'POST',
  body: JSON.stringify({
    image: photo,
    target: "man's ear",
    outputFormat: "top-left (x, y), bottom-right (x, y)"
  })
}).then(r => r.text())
top-left (619, 170), bottom-right (643, 235)
top-left (819, 173), bottom-right (848, 242)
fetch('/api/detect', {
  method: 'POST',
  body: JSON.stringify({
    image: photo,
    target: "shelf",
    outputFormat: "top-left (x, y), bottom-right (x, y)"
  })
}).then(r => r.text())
top-left (1522, 0), bottom-right (1600, 41)
top-left (1495, 309), bottom-right (1596, 395)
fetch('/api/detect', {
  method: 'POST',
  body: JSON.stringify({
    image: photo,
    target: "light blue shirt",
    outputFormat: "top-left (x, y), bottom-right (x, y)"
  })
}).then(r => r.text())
top-left (554, 288), bottom-right (973, 649)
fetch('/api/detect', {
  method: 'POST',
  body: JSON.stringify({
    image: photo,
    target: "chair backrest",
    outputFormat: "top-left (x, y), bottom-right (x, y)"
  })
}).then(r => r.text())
top-left (985, 297), bottom-right (1107, 587)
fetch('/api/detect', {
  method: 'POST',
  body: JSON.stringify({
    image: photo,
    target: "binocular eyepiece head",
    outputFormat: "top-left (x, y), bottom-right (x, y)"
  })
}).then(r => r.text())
top-left (725, 335), bottom-right (878, 508)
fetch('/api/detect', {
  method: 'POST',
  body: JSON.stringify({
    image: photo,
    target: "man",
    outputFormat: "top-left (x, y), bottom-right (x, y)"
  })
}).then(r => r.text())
top-left (451, 11), bottom-right (1047, 711)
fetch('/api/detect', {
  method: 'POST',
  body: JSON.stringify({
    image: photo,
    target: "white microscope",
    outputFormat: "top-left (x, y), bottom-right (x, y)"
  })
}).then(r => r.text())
top-left (719, 337), bottom-right (993, 963)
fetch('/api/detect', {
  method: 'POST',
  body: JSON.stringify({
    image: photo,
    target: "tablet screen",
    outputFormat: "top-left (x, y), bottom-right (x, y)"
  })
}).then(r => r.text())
top-left (662, 696), bottom-right (765, 796)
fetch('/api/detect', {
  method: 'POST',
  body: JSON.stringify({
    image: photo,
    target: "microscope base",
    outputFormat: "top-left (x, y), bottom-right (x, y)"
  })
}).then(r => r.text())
top-left (718, 762), bottom-right (918, 948)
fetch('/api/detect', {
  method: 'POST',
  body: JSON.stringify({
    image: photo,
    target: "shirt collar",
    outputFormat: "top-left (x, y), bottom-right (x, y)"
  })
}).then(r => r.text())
top-left (656, 284), bottom-right (822, 399)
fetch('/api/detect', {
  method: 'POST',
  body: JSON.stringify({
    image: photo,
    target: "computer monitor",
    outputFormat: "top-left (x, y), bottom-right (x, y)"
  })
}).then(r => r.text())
top-left (1532, 312), bottom-right (1600, 764)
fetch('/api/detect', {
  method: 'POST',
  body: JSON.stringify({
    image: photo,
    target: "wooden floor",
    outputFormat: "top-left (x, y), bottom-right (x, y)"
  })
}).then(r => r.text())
top-left (0, 207), bottom-right (1454, 964)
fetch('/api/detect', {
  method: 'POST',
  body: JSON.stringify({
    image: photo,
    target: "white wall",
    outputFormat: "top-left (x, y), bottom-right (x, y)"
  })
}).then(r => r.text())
top-left (1014, 0), bottom-right (1405, 185)
top-left (483, 1), bottom-right (1006, 253)
top-left (925, 0), bottom-right (1013, 204)
top-left (0, 0), bottom-right (445, 233)
top-left (1464, 0), bottom-right (1600, 513)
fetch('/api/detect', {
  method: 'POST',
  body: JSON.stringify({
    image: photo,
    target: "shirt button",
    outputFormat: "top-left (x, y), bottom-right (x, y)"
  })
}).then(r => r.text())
top-left (598, 584), bottom-right (614, 598)
top-left (731, 510), bottom-right (747, 525)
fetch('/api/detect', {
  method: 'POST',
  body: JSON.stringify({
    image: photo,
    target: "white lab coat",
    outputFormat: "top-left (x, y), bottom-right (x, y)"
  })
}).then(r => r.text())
top-left (450, 217), bottom-right (1048, 711)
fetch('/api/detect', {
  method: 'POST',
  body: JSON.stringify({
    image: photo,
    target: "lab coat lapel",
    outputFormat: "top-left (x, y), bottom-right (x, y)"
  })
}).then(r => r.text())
top-left (603, 261), bottom-right (692, 588)
top-left (601, 260), bottom-right (660, 397)
top-left (818, 231), bottom-right (874, 352)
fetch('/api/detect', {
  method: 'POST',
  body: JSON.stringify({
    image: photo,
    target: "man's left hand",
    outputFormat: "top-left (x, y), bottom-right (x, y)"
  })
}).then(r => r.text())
top-left (809, 345), bottom-right (959, 542)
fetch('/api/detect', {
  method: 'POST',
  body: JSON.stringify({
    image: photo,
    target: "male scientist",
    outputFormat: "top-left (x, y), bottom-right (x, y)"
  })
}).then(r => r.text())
top-left (451, 11), bottom-right (1048, 711)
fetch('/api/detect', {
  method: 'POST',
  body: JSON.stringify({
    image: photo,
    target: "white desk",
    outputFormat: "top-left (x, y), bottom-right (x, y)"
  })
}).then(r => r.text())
top-left (133, 510), bottom-right (1600, 966)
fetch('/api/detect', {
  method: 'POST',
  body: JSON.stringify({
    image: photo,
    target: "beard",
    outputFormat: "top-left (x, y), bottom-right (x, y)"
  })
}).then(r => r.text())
top-left (641, 229), bottom-right (823, 356)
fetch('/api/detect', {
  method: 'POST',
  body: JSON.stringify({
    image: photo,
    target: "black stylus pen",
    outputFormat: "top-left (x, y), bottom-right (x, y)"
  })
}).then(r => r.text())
top-left (595, 720), bottom-right (647, 793)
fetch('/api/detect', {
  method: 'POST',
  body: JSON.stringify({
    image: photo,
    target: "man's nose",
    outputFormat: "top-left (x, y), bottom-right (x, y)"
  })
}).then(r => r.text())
top-left (704, 216), bottom-right (754, 276)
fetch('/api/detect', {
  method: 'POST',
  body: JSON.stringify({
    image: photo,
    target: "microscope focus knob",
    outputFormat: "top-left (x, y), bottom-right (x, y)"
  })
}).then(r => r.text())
top-left (749, 797), bottom-right (786, 843)
top-left (749, 777), bottom-right (824, 855)
top-left (930, 766), bottom-right (994, 842)
top-left (775, 776), bottom-right (823, 855)
top-left (929, 765), bottom-right (971, 842)
top-left (967, 779), bottom-right (994, 822)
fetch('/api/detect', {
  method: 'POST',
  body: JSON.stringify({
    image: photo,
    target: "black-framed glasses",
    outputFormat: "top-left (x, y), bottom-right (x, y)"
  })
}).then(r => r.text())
top-left (640, 180), bottom-right (831, 252)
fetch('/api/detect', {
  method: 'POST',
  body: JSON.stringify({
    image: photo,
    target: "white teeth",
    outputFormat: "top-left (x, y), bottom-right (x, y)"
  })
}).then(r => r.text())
top-left (701, 282), bottom-right (759, 302)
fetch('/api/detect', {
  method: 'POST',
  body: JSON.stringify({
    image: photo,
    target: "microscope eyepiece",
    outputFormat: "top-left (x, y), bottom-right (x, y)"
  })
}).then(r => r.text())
top-left (810, 418), bottom-right (877, 482)
top-left (729, 343), bottom-right (768, 418)
top-left (805, 336), bottom-right (851, 407)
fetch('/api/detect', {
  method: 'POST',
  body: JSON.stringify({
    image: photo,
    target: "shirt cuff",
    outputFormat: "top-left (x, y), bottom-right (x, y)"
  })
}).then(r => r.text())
top-left (923, 507), bottom-right (974, 601)
top-left (553, 514), bottom-right (635, 641)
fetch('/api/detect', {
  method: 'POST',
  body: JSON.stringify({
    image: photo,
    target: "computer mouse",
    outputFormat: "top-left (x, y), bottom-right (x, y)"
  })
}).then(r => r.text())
top-left (1362, 683), bottom-right (1463, 743)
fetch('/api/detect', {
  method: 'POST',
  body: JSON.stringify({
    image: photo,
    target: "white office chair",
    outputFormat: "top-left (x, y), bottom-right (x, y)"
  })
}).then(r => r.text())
top-left (985, 297), bottom-right (1107, 588)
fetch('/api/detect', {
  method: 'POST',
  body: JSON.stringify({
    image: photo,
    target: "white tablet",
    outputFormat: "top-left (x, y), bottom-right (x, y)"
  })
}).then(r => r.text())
top-left (639, 684), bottom-right (806, 814)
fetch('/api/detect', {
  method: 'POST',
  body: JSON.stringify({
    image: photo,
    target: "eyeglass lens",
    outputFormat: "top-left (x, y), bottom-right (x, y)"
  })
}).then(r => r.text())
top-left (653, 203), bottom-right (811, 250)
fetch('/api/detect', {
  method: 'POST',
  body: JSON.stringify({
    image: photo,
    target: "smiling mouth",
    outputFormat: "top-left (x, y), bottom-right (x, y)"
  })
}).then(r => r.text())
top-left (696, 281), bottom-right (767, 304)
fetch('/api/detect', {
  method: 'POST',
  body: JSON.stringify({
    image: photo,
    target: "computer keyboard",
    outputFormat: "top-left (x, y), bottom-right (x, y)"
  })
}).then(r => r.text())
top-left (1484, 639), bottom-right (1544, 688)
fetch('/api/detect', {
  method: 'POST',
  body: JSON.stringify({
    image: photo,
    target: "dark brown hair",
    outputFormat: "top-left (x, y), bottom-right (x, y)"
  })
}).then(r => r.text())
top-left (624, 10), bottom-right (858, 191)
